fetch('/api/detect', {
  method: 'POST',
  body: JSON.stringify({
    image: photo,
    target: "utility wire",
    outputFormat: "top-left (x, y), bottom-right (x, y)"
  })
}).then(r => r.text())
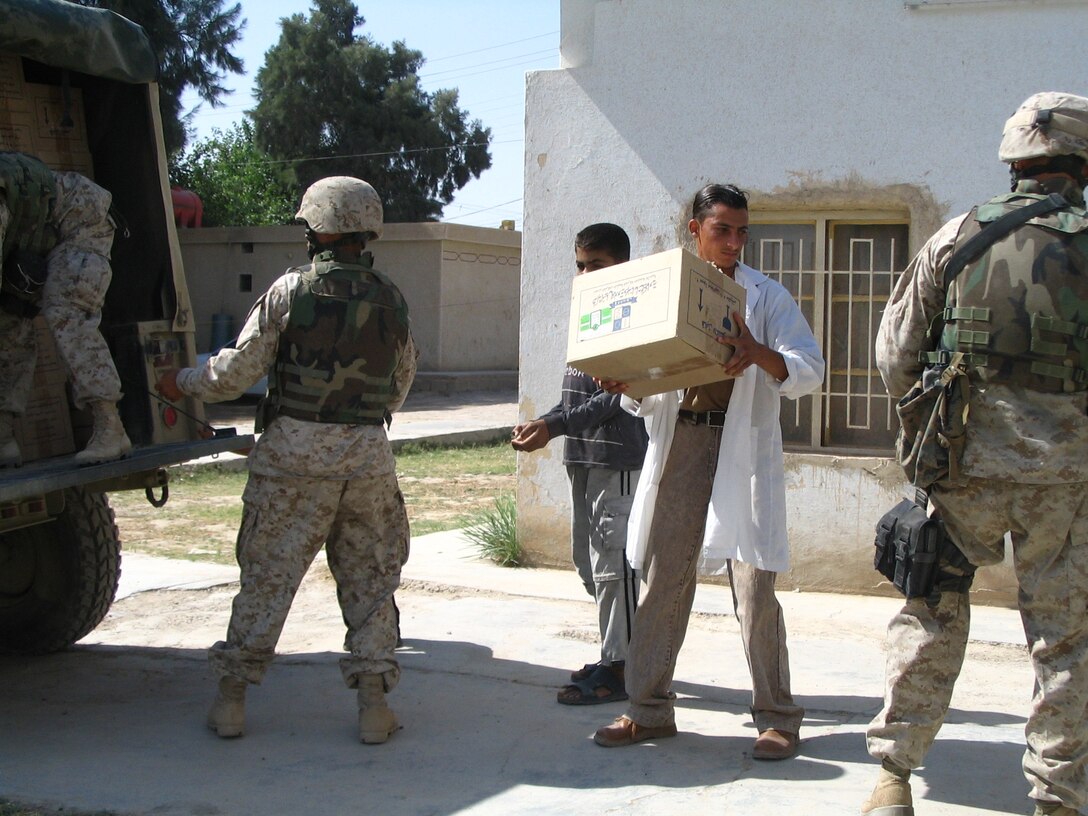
top-left (180, 28), bottom-right (552, 224)
top-left (418, 48), bottom-right (557, 81)
top-left (181, 136), bottom-right (524, 171)
top-left (422, 31), bottom-right (558, 63)
top-left (441, 197), bottom-right (522, 222)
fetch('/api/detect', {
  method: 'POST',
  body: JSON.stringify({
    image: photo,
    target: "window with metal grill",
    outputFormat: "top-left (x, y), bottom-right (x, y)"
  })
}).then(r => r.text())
top-left (744, 215), bottom-right (910, 453)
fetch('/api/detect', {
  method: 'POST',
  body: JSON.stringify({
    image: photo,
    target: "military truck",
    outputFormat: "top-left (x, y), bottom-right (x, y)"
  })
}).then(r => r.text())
top-left (0, 0), bottom-right (253, 654)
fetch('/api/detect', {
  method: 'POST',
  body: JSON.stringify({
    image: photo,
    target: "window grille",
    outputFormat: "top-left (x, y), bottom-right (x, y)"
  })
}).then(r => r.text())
top-left (744, 218), bottom-right (909, 452)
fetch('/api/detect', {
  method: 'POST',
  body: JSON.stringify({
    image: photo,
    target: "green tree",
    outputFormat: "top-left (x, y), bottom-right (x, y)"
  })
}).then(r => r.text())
top-left (171, 121), bottom-right (297, 226)
top-left (71, 0), bottom-right (245, 155)
top-left (251, 0), bottom-right (492, 222)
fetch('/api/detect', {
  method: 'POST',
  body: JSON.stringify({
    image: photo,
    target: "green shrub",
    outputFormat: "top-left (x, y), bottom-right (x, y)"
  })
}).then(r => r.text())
top-left (463, 493), bottom-right (521, 567)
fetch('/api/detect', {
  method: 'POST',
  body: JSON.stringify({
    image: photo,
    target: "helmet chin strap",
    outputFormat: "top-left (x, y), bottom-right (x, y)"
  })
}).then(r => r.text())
top-left (305, 229), bottom-right (366, 260)
top-left (1009, 155), bottom-right (1087, 190)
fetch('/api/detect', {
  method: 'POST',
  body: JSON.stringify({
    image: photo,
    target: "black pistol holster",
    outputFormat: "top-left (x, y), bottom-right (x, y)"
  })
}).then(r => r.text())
top-left (874, 496), bottom-right (975, 601)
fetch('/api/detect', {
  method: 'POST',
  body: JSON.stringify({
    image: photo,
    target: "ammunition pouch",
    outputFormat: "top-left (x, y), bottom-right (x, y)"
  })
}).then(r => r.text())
top-left (894, 353), bottom-right (970, 491)
top-left (0, 249), bottom-right (48, 318)
top-left (874, 498), bottom-right (976, 600)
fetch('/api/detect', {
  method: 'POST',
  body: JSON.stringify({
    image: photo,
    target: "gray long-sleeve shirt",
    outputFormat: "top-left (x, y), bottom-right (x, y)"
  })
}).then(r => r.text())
top-left (540, 367), bottom-right (647, 470)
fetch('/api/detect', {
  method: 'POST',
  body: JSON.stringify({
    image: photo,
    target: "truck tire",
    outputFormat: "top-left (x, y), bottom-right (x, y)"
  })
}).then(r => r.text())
top-left (0, 487), bottom-right (121, 654)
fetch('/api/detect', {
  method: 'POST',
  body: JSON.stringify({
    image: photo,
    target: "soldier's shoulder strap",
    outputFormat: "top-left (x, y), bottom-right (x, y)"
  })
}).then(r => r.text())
top-left (924, 194), bottom-right (1068, 349)
top-left (943, 192), bottom-right (1067, 292)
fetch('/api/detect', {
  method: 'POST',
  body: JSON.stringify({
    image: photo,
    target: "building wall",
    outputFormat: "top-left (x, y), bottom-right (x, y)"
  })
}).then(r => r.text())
top-left (178, 222), bottom-right (521, 372)
top-left (518, 0), bottom-right (1087, 605)
top-left (436, 237), bottom-right (523, 369)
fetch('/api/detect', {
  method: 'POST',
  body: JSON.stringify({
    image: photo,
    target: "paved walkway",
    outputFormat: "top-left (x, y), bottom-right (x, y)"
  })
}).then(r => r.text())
top-left (0, 388), bottom-right (1043, 816)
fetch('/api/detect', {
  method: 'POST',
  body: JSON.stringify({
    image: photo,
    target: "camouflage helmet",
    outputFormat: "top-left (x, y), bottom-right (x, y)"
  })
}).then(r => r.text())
top-left (294, 176), bottom-right (384, 240)
top-left (999, 92), bottom-right (1088, 163)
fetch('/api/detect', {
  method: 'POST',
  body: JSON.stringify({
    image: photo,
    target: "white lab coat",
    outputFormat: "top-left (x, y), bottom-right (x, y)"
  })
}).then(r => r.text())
top-left (623, 262), bottom-right (824, 574)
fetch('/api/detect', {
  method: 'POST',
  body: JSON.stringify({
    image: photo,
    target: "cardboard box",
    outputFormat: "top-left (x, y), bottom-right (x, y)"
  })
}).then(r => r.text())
top-left (12, 319), bottom-right (76, 461)
top-left (566, 247), bottom-right (746, 398)
top-left (0, 53), bottom-right (26, 98)
top-left (0, 56), bottom-right (94, 175)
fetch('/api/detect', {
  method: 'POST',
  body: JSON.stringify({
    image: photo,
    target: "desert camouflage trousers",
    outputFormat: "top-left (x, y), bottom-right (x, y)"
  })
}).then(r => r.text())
top-left (208, 470), bottom-right (410, 692)
top-left (867, 478), bottom-right (1088, 809)
top-left (0, 173), bottom-right (121, 414)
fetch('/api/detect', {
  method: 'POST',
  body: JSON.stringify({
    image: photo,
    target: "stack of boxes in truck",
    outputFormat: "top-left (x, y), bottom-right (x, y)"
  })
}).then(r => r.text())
top-left (11, 321), bottom-right (74, 460)
top-left (1, 50), bottom-right (91, 459)
top-left (0, 53), bottom-right (94, 175)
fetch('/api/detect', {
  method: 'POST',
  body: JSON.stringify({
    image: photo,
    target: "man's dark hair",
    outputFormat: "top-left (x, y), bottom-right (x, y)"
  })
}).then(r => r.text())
top-left (575, 222), bottom-right (631, 262)
top-left (692, 183), bottom-right (749, 221)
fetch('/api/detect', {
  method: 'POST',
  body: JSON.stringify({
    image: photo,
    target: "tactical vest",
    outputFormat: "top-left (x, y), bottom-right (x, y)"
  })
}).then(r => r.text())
top-left (0, 152), bottom-right (57, 260)
top-left (261, 251), bottom-right (411, 428)
top-left (936, 190), bottom-right (1088, 392)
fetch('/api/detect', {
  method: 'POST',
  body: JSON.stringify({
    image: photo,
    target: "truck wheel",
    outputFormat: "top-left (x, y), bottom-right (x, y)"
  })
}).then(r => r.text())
top-left (0, 487), bottom-right (121, 654)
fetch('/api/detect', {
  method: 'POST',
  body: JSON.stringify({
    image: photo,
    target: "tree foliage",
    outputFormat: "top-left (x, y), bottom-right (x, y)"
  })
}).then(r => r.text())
top-left (70, 0), bottom-right (245, 155)
top-left (251, 0), bottom-right (492, 222)
top-left (171, 121), bottom-right (297, 226)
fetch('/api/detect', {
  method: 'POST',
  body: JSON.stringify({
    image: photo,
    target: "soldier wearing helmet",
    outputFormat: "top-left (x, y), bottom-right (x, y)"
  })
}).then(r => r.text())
top-left (0, 151), bottom-right (132, 466)
top-left (156, 176), bottom-right (417, 745)
top-left (863, 94), bottom-right (1088, 816)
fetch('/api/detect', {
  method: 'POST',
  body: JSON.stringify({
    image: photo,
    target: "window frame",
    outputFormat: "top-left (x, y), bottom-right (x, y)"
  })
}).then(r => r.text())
top-left (747, 209), bottom-right (911, 455)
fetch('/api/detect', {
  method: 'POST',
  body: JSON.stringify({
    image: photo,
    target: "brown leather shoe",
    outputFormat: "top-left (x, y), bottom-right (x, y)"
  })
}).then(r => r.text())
top-left (752, 728), bottom-right (799, 760)
top-left (594, 715), bottom-right (677, 747)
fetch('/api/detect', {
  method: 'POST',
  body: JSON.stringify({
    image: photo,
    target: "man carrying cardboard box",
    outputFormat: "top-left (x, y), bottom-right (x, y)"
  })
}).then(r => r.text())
top-left (592, 183), bottom-right (824, 760)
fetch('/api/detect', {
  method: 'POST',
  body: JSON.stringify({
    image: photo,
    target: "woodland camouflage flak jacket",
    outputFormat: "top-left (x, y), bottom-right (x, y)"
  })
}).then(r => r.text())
top-left (940, 177), bottom-right (1088, 394)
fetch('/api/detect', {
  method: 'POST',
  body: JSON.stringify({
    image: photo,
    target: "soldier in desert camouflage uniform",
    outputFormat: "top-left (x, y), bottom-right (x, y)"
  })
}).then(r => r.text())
top-left (0, 151), bottom-right (131, 466)
top-left (863, 93), bottom-right (1088, 816)
top-left (156, 176), bottom-right (417, 745)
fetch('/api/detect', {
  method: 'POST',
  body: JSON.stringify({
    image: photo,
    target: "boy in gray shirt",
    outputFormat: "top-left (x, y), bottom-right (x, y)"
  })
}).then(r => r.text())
top-left (512, 223), bottom-right (648, 705)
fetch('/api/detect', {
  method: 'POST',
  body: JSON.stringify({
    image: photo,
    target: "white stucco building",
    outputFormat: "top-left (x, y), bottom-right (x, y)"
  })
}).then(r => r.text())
top-left (518, 0), bottom-right (1088, 603)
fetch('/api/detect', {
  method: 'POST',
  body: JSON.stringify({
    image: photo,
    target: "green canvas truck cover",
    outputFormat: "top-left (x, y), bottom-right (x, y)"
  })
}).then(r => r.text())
top-left (0, 0), bottom-right (158, 84)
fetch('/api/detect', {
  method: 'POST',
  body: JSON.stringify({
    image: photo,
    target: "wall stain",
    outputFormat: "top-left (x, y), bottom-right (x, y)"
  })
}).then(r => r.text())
top-left (666, 173), bottom-right (948, 256)
top-left (758, 172), bottom-right (948, 255)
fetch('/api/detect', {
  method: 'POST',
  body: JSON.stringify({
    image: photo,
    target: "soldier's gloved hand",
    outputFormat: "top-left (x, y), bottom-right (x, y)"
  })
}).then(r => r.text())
top-left (155, 368), bottom-right (184, 402)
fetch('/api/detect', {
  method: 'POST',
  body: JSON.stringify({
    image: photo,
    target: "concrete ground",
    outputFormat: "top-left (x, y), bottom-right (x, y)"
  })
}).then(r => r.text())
top-left (0, 389), bottom-right (1044, 816)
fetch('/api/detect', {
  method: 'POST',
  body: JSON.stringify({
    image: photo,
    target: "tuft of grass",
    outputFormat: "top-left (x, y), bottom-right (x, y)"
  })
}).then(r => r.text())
top-left (463, 493), bottom-right (521, 567)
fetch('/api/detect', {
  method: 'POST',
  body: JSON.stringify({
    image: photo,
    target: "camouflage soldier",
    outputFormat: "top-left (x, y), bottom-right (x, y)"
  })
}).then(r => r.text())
top-left (0, 151), bottom-right (131, 466)
top-left (864, 93), bottom-right (1088, 816)
top-left (156, 176), bottom-right (417, 744)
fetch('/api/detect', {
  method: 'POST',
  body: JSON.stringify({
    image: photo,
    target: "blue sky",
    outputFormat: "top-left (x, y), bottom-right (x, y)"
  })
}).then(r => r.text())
top-left (180, 1), bottom-right (560, 228)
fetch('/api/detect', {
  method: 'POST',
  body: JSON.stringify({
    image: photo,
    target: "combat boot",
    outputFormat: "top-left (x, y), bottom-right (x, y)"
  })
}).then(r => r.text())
top-left (357, 674), bottom-right (397, 744)
top-left (1033, 803), bottom-right (1079, 816)
top-left (207, 675), bottom-right (247, 738)
top-left (861, 760), bottom-right (913, 815)
top-left (74, 400), bottom-right (132, 465)
top-left (0, 412), bottom-right (21, 468)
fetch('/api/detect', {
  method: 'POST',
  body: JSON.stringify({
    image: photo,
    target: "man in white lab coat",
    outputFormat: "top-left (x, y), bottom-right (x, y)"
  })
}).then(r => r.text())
top-left (593, 183), bottom-right (825, 760)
